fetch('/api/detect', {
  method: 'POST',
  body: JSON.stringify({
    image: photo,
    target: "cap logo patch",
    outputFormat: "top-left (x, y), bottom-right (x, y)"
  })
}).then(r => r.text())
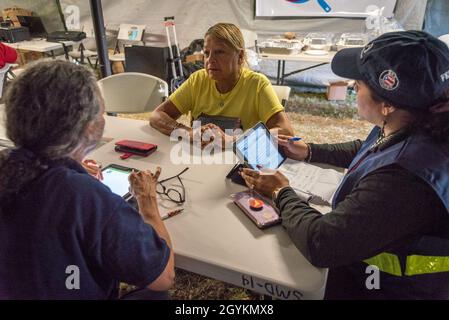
top-left (379, 70), bottom-right (399, 91)
top-left (360, 42), bottom-right (373, 59)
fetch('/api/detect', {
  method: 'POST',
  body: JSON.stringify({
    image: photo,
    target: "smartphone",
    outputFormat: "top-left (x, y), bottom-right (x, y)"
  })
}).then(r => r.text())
top-left (101, 164), bottom-right (137, 200)
top-left (232, 190), bottom-right (281, 229)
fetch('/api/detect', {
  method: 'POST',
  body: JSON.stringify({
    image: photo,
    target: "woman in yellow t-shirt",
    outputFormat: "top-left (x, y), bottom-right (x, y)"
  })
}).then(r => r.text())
top-left (150, 22), bottom-right (294, 148)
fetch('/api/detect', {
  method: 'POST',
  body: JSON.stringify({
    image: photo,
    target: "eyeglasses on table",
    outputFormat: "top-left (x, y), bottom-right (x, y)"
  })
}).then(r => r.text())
top-left (156, 167), bottom-right (189, 204)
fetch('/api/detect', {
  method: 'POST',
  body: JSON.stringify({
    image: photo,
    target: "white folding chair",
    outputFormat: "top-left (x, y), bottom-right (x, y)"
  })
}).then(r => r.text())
top-left (97, 72), bottom-right (168, 114)
top-left (272, 85), bottom-right (291, 107)
top-left (439, 34), bottom-right (449, 48)
top-left (69, 37), bottom-right (98, 68)
top-left (0, 64), bottom-right (12, 99)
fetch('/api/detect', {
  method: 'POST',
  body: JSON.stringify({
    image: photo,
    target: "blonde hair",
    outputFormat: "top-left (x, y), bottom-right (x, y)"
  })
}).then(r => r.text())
top-left (205, 23), bottom-right (247, 64)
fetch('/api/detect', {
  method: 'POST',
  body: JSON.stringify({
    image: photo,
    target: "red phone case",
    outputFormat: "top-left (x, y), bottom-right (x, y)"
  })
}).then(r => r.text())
top-left (114, 140), bottom-right (157, 159)
top-left (115, 140), bottom-right (156, 151)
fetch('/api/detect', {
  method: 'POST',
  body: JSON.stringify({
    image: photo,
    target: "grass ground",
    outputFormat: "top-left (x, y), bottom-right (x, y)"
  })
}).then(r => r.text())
top-left (119, 91), bottom-right (372, 300)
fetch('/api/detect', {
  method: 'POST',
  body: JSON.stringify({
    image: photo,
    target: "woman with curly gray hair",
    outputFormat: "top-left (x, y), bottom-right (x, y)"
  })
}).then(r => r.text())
top-left (0, 61), bottom-right (174, 299)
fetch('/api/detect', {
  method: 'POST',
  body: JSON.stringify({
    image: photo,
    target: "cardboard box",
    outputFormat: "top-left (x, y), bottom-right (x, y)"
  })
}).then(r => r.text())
top-left (326, 81), bottom-right (348, 101)
top-left (16, 50), bottom-right (43, 67)
top-left (108, 49), bottom-right (124, 74)
top-left (2, 7), bottom-right (32, 27)
top-left (185, 53), bottom-right (204, 63)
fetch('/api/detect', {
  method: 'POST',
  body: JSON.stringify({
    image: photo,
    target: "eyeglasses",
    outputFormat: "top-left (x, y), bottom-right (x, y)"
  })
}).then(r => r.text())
top-left (156, 167), bottom-right (189, 204)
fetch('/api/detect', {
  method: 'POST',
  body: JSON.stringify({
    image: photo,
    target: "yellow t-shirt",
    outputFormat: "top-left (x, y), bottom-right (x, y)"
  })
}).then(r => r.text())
top-left (169, 68), bottom-right (284, 130)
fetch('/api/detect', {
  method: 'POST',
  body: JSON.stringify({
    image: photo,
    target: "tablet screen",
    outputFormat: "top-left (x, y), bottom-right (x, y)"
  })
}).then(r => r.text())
top-left (101, 165), bottom-right (132, 198)
top-left (234, 123), bottom-right (285, 170)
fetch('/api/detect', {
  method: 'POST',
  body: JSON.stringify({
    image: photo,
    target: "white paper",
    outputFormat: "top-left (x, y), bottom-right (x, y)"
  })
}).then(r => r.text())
top-left (117, 24), bottom-right (146, 41)
top-left (279, 159), bottom-right (343, 205)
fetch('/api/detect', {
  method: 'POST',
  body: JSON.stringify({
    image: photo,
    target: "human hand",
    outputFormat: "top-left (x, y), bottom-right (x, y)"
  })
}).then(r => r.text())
top-left (129, 167), bottom-right (162, 201)
top-left (202, 123), bottom-right (235, 150)
top-left (276, 134), bottom-right (310, 161)
top-left (187, 125), bottom-right (216, 149)
top-left (240, 167), bottom-right (290, 198)
top-left (82, 159), bottom-right (103, 180)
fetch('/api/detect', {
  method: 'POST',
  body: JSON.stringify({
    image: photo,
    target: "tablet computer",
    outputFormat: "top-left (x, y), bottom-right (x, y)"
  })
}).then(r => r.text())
top-left (101, 164), bottom-right (136, 201)
top-left (234, 122), bottom-right (286, 170)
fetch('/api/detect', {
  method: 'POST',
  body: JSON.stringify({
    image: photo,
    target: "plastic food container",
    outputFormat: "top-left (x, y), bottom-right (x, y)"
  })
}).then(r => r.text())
top-left (336, 33), bottom-right (369, 50)
top-left (259, 38), bottom-right (304, 55)
top-left (303, 33), bottom-right (334, 51)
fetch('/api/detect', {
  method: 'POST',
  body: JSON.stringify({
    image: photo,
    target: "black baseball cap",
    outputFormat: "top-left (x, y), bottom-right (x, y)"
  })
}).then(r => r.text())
top-left (331, 31), bottom-right (449, 111)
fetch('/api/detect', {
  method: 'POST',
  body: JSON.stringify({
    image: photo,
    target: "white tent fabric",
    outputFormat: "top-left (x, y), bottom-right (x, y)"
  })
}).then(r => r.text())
top-left (58, 0), bottom-right (428, 87)
top-left (60, 0), bottom-right (427, 49)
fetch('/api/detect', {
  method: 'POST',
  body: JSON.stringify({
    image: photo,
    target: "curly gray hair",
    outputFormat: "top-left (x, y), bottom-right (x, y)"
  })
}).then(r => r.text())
top-left (0, 60), bottom-right (103, 210)
top-left (5, 60), bottom-right (102, 157)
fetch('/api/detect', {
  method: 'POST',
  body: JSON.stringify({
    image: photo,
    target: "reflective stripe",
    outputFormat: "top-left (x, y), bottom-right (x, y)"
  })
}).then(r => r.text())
top-left (405, 255), bottom-right (449, 276)
top-left (363, 253), bottom-right (402, 277)
top-left (364, 254), bottom-right (449, 277)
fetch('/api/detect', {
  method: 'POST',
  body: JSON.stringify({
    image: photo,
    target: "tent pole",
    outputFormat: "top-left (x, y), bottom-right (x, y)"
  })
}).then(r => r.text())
top-left (89, 0), bottom-right (111, 78)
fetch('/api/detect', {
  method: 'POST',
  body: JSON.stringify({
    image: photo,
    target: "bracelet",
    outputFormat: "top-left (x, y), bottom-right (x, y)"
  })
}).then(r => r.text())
top-left (172, 122), bottom-right (183, 132)
top-left (305, 143), bottom-right (312, 163)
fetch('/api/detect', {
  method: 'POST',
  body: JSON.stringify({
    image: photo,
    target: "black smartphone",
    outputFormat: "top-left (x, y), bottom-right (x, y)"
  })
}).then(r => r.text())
top-left (226, 163), bottom-right (246, 186)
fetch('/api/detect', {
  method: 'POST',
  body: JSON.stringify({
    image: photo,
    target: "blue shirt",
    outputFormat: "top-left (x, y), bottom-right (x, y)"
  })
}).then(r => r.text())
top-left (0, 159), bottom-right (170, 299)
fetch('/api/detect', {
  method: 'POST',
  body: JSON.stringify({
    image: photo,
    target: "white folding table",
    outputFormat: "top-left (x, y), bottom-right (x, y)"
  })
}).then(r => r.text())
top-left (94, 116), bottom-right (330, 300)
top-left (8, 39), bottom-right (76, 60)
top-left (259, 51), bottom-right (336, 85)
top-left (0, 109), bottom-right (330, 299)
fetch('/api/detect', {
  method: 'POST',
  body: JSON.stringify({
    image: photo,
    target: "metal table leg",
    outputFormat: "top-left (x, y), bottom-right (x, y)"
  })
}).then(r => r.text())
top-left (281, 60), bottom-right (286, 85)
top-left (276, 60), bottom-right (281, 85)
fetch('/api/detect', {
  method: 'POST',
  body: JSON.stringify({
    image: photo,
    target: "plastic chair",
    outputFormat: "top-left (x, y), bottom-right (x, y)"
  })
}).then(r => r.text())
top-left (272, 85), bottom-right (291, 107)
top-left (0, 64), bottom-right (12, 99)
top-left (69, 37), bottom-right (98, 68)
top-left (439, 34), bottom-right (449, 48)
top-left (97, 72), bottom-right (168, 114)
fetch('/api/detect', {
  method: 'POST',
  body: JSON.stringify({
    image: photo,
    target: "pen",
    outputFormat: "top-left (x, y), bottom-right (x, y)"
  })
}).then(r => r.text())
top-left (162, 208), bottom-right (184, 220)
top-left (289, 137), bottom-right (302, 142)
